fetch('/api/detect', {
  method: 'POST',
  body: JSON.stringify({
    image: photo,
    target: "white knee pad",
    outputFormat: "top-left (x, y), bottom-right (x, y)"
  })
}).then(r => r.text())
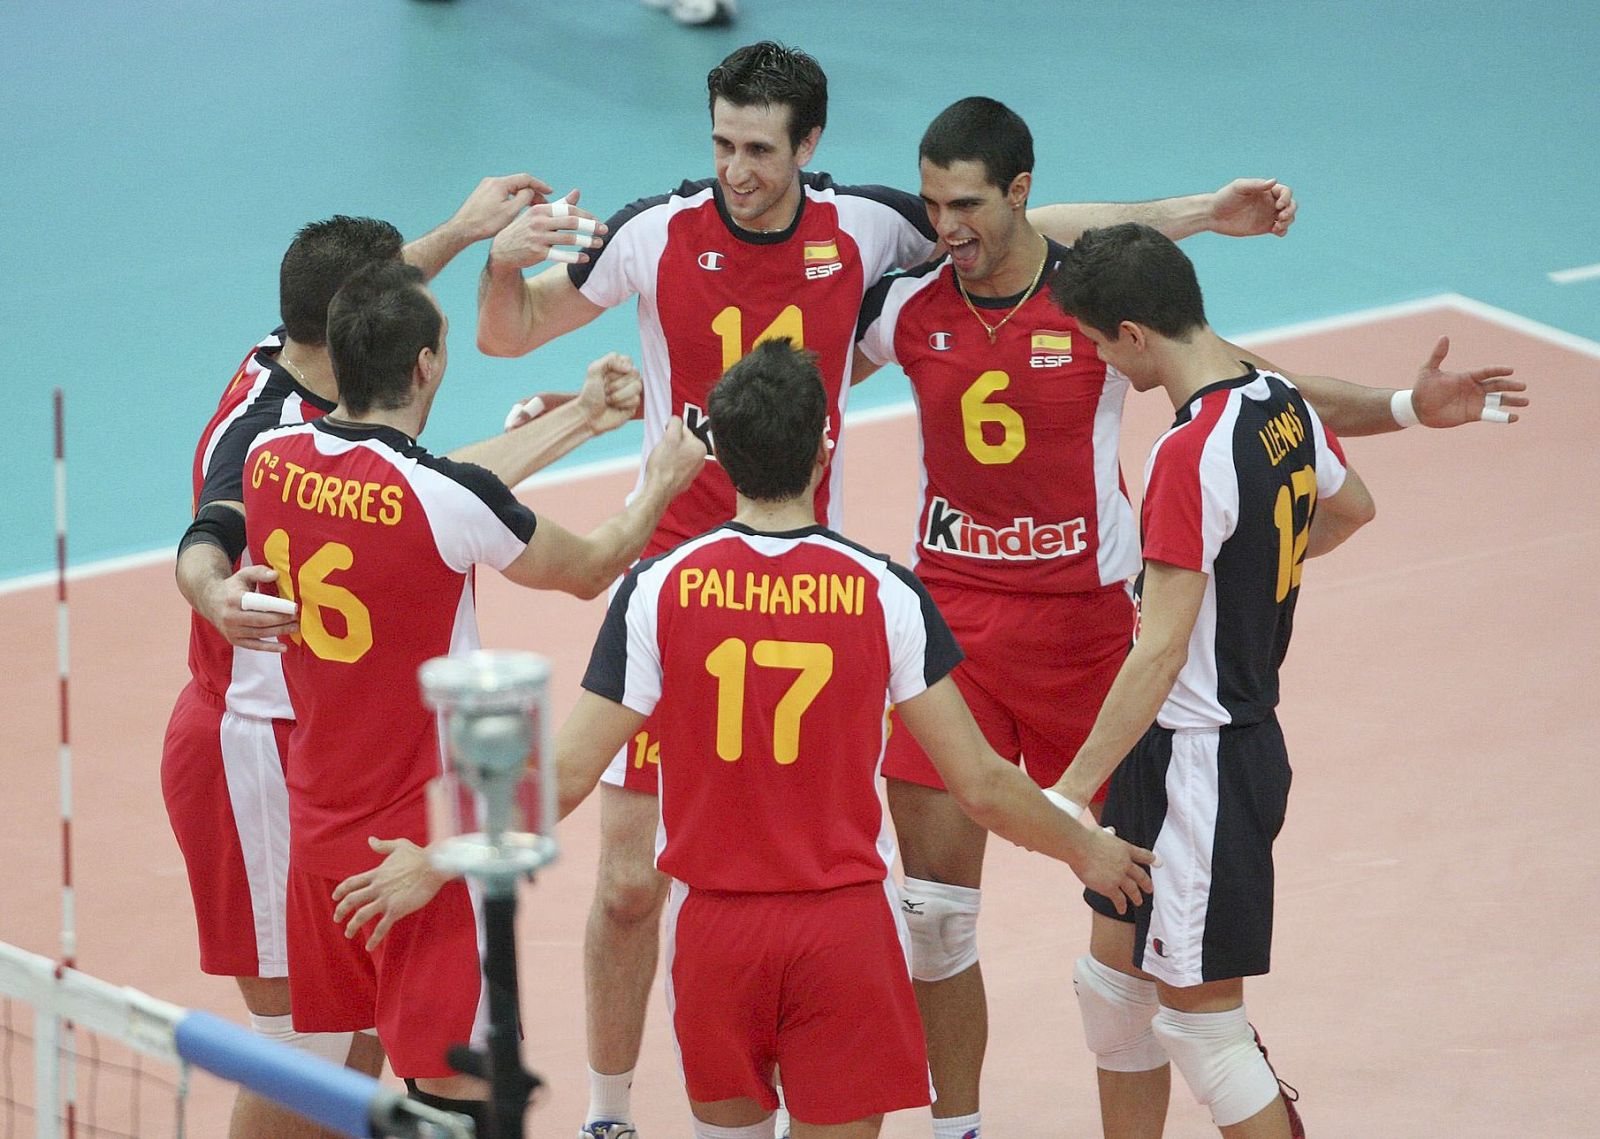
top-left (1150, 1005), bottom-right (1281, 1128)
top-left (250, 1012), bottom-right (359, 1066)
top-left (692, 1114), bottom-right (777, 1139)
top-left (1072, 956), bottom-right (1167, 1073)
top-left (900, 877), bottom-right (980, 982)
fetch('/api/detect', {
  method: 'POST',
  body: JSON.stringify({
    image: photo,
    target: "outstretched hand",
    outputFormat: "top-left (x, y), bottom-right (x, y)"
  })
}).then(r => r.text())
top-left (449, 173), bottom-right (553, 244)
top-left (330, 837), bottom-right (451, 951)
top-left (1411, 336), bottom-right (1526, 427)
top-left (1210, 178), bottom-right (1297, 237)
top-left (488, 189), bottom-right (608, 271)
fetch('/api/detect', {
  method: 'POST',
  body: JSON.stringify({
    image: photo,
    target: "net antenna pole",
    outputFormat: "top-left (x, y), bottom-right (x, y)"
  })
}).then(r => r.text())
top-left (421, 651), bottom-right (559, 1139)
top-left (53, 388), bottom-right (79, 1139)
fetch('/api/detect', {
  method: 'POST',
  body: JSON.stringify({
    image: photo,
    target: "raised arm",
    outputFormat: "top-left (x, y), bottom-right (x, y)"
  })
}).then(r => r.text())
top-left (1029, 178), bottom-right (1296, 246)
top-left (476, 195), bottom-right (609, 357)
top-left (1051, 561), bottom-right (1208, 811)
top-left (499, 417), bottom-right (706, 599)
top-left (447, 352), bottom-right (642, 486)
top-left (401, 174), bottom-right (551, 281)
top-left (896, 678), bottom-right (1157, 911)
top-left (1232, 336), bottom-right (1526, 436)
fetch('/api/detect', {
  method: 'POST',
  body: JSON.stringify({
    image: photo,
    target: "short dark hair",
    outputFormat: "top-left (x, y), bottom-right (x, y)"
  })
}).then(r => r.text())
top-left (326, 261), bottom-right (441, 415)
top-left (919, 97), bottom-right (1034, 190)
top-left (1050, 224), bottom-right (1208, 341)
top-left (707, 41), bottom-right (827, 148)
top-left (279, 216), bottom-right (404, 346)
top-left (707, 339), bottom-right (827, 502)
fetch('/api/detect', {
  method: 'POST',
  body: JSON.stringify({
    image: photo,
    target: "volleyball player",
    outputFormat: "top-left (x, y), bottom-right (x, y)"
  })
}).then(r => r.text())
top-left (1047, 224), bottom-right (1375, 1138)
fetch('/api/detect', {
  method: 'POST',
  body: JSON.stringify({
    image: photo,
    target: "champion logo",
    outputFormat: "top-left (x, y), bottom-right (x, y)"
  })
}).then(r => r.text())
top-left (928, 331), bottom-right (954, 351)
top-left (922, 496), bottom-right (1088, 562)
top-left (1152, 938), bottom-right (1167, 958)
top-left (697, 251), bottom-right (725, 271)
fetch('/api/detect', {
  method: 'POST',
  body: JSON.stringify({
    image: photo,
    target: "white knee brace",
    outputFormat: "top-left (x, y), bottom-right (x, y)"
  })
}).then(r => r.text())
top-left (249, 1012), bottom-right (358, 1066)
top-left (1150, 1005), bottom-right (1281, 1128)
top-left (1072, 956), bottom-right (1168, 1073)
top-left (900, 877), bottom-right (980, 982)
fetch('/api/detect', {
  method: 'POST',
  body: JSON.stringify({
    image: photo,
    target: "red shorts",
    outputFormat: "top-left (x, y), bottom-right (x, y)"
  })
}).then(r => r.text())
top-left (599, 715), bottom-right (662, 794)
top-left (664, 878), bottom-right (930, 1125)
top-left (883, 582), bottom-right (1134, 797)
top-left (160, 680), bottom-right (292, 977)
top-left (286, 864), bottom-right (484, 1078)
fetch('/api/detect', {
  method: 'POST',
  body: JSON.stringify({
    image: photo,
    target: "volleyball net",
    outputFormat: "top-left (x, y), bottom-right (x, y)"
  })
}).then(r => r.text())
top-left (0, 939), bottom-right (470, 1139)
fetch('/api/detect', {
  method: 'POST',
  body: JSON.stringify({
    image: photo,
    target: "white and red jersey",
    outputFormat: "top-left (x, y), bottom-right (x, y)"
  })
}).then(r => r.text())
top-left (582, 523), bottom-right (963, 893)
top-left (1138, 368), bottom-right (1348, 729)
top-left (189, 332), bottom-right (334, 717)
top-left (571, 173), bottom-right (937, 556)
top-left (242, 420), bottom-right (537, 878)
top-left (856, 241), bottom-right (1140, 595)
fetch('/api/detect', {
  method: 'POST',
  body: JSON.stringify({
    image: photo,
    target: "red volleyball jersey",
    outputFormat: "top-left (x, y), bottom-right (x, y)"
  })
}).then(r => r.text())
top-left (188, 331), bottom-right (334, 717)
top-left (583, 524), bottom-right (962, 893)
top-left (243, 419), bottom-right (537, 877)
top-left (856, 242), bottom-right (1141, 594)
top-left (571, 174), bottom-right (937, 556)
top-left (1139, 368), bottom-right (1348, 729)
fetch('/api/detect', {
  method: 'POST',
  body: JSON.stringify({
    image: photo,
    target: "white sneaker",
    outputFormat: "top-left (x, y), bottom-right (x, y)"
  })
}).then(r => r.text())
top-left (642, 0), bottom-right (737, 26)
top-left (578, 1123), bottom-right (638, 1139)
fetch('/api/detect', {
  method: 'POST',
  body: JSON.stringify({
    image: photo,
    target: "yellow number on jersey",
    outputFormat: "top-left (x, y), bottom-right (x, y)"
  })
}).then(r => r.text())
top-left (712, 305), bottom-right (805, 373)
top-left (1272, 466), bottom-right (1318, 602)
top-left (960, 370), bottom-right (1026, 464)
top-left (261, 528), bottom-right (374, 663)
top-left (703, 637), bottom-right (835, 764)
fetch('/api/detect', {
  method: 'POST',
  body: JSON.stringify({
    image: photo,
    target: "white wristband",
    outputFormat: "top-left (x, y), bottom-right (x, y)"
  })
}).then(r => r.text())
top-left (1042, 788), bottom-right (1087, 820)
top-left (1390, 388), bottom-right (1422, 428)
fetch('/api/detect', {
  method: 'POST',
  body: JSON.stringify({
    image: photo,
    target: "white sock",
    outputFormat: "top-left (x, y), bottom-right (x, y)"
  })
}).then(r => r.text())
top-left (587, 1066), bottom-right (635, 1124)
top-left (932, 1110), bottom-right (981, 1139)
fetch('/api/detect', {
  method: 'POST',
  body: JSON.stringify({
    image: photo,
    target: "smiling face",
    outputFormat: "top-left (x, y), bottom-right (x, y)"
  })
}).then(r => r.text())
top-left (712, 97), bottom-right (819, 234)
top-left (919, 157), bottom-right (1034, 296)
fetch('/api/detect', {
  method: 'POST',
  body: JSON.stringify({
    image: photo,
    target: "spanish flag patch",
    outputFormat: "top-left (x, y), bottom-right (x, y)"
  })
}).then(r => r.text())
top-left (1031, 331), bottom-right (1073, 352)
top-left (803, 239), bottom-right (841, 263)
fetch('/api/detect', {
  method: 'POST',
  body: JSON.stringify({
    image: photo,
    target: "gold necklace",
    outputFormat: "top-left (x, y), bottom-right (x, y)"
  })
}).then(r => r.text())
top-left (955, 245), bottom-right (1049, 343)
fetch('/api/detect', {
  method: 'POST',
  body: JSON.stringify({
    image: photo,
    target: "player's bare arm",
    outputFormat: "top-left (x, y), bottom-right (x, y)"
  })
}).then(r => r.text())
top-left (501, 418), bottom-right (706, 598)
top-left (896, 678), bottom-right (1158, 912)
top-left (175, 501), bottom-right (298, 652)
top-left (401, 173), bottom-right (552, 281)
top-left (1028, 178), bottom-right (1297, 246)
top-left (450, 353), bottom-right (644, 486)
top-left (476, 204), bottom-right (609, 357)
top-left (555, 691), bottom-right (649, 819)
top-left (1052, 561), bottom-right (1209, 812)
top-left (1305, 465), bottom-right (1375, 558)
top-left (1232, 337), bottom-right (1526, 435)
top-left (331, 836), bottom-right (453, 951)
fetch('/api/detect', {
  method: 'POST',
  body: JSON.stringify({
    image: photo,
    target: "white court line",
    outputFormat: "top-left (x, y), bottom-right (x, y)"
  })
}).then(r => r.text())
top-left (6, 291), bottom-right (1596, 597)
top-left (1548, 263), bottom-right (1600, 285)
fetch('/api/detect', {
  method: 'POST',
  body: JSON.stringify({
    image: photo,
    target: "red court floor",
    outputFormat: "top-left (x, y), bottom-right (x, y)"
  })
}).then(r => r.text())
top-left (1, 298), bottom-right (1595, 1136)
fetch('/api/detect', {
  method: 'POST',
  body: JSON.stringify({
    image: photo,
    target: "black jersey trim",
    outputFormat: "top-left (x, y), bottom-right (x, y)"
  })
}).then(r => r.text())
top-left (197, 363), bottom-right (336, 508)
top-left (857, 256), bottom-right (947, 343)
top-left (885, 561), bottom-right (965, 686)
top-left (1173, 366), bottom-right (1260, 428)
top-left (959, 237), bottom-right (1071, 310)
top-left (310, 420), bottom-right (538, 544)
top-left (581, 569), bottom-right (642, 703)
top-left (817, 174), bottom-right (938, 241)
